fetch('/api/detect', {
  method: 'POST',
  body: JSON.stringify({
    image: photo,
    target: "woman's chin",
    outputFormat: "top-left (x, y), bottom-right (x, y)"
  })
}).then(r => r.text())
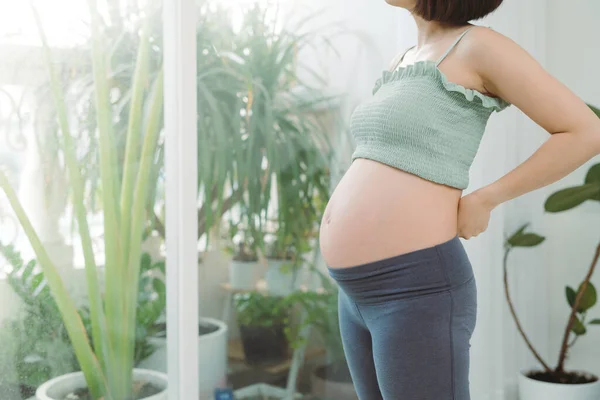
top-left (384, 0), bottom-right (414, 8)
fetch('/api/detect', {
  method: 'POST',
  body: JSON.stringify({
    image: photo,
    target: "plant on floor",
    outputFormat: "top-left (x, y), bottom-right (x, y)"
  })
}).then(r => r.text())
top-left (0, 246), bottom-right (166, 393)
top-left (504, 159), bottom-right (600, 384)
top-left (234, 291), bottom-right (292, 365)
top-left (0, 0), bottom-right (164, 398)
top-left (0, 246), bottom-right (78, 395)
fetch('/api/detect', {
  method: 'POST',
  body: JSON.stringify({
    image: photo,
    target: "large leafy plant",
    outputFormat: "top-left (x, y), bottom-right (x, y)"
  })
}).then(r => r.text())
top-left (181, 2), bottom-right (334, 252)
top-left (72, 1), bottom-right (334, 256)
top-left (0, 0), bottom-right (163, 398)
top-left (504, 153), bottom-right (600, 383)
top-left (0, 245), bottom-right (78, 393)
top-left (0, 246), bottom-right (166, 391)
top-left (223, 3), bottom-right (333, 252)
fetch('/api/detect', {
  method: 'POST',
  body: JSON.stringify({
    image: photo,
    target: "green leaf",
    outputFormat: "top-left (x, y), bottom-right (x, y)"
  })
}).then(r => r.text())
top-left (0, 170), bottom-right (108, 398)
top-left (513, 224), bottom-right (529, 237)
top-left (566, 286), bottom-right (576, 308)
top-left (507, 232), bottom-right (545, 247)
top-left (578, 282), bottom-right (597, 312)
top-left (589, 104), bottom-right (600, 118)
top-left (22, 260), bottom-right (37, 282)
top-left (545, 184), bottom-right (600, 212)
top-left (566, 283), bottom-right (597, 312)
top-left (584, 164), bottom-right (600, 201)
top-left (572, 316), bottom-right (587, 335)
top-left (585, 164), bottom-right (600, 184)
top-left (506, 224), bottom-right (529, 245)
top-left (589, 319), bottom-right (600, 325)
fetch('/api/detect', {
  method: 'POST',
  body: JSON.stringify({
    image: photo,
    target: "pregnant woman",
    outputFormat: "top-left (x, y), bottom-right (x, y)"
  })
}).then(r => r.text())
top-left (318, 0), bottom-right (600, 399)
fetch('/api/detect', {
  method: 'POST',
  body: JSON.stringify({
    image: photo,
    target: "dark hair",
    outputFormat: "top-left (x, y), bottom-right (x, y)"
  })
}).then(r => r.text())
top-left (413, 0), bottom-right (504, 25)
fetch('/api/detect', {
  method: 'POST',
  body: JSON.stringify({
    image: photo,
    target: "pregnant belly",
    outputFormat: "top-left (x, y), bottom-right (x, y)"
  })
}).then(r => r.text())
top-left (320, 158), bottom-right (462, 269)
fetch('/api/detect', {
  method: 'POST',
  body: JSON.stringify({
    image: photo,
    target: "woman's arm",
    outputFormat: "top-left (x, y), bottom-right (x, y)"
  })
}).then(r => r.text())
top-left (457, 28), bottom-right (600, 239)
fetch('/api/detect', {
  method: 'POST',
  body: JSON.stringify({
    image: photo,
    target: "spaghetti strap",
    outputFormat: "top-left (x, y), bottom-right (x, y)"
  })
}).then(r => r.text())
top-left (391, 45), bottom-right (415, 72)
top-left (436, 26), bottom-right (475, 67)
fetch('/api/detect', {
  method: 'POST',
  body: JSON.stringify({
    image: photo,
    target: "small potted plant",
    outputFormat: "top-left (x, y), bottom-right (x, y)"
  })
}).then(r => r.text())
top-left (263, 231), bottom-right (305, 296)
top-left (233, 291), bottom-right (291, 365)
top-left (225, 222), bottom-right (262, 290)
top-left (263, 168), bottom-right (328, 296)
top-left (504, 161), bottom-right (600, 400)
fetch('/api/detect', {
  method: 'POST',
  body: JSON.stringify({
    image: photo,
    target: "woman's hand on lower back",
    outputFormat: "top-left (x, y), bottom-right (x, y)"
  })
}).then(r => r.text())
top-left (457, 190), bottom-right (494, 239)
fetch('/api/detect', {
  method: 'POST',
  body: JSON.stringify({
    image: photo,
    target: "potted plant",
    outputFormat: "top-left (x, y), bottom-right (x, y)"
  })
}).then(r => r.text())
top-left (0, 0), bottom-right (168, 398)
top-left (225, 222), bottom-right (262, 290)
top-left (138, 317), bottom-right (228, 399)
top-left (136, 251), bottom-right (228, 399)
top-left (0, 246), bottom-right (167, 398)
top-left (263, 179), bottom-right (328, 297)
top-left (263, 232), bottom-right (303, 296)
top-left (289, 270), bottom-right (357, 400)
top-left (233, 291), bottom-right (291, 365)
top-left (0, 246), bottom-right (79, 399)
top-left (504, 160), bottom-right (600, 400)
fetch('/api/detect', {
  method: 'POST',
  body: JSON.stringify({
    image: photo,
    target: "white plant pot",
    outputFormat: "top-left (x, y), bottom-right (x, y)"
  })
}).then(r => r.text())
top-left (138, 318), bottom-right (228, 400)
top-left (229, 259), bottom-right (260, 290)
top-left (518, 370), bottom-right (600, 400)
top-left (265, 259), bottom-right (299, 296)
top-left (36, 369), bottom-right (167, 400)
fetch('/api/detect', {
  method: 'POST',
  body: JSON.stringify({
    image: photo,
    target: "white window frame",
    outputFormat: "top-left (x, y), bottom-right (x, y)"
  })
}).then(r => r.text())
top-left (164, 0), bottom-right (199, 398)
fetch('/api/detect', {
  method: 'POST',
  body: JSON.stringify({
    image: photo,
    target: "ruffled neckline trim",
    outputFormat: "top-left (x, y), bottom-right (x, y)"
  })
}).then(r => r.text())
top-left (373, 60), bottom-right (511, 112)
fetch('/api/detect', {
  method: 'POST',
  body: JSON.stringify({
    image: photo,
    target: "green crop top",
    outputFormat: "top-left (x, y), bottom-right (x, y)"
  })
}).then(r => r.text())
top-left (349, 26), bottom-right (511, 189)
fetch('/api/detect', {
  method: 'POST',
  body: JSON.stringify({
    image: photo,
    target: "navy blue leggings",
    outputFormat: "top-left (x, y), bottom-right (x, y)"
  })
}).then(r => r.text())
top-left (328, 235), bottom-right (477, 400)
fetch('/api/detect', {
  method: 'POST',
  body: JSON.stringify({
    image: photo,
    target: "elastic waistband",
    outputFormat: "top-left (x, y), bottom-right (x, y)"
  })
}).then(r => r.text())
top-left (328, 235), bottom-right (460, 280)
top-left (327, 235), bottom-right (473, 304)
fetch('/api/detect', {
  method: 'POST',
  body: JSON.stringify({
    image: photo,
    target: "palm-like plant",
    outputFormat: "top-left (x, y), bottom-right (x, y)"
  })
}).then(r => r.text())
top-left (220, 2), bottom-right (333, 256)
top-left (179, 2), bottom-right (335, 251)
top-left (72, 2), bottom-right (335, 256)
top-left (0, 0), bottom-right (163, 398)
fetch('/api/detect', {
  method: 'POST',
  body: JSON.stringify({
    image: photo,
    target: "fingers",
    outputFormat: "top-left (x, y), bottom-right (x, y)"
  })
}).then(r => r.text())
top-left (458, 228), bottom-right (483, 240)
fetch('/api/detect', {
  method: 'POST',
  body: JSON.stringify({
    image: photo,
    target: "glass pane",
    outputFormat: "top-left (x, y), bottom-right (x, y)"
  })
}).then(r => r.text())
top-left (0, 1), bottom-right (169, 399)
top-left (196, 1), bottom-right (342, 398)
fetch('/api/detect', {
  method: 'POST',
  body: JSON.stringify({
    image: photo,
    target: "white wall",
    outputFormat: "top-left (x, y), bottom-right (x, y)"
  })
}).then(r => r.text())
top-left (544, 0), bottom-right (600, 376)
